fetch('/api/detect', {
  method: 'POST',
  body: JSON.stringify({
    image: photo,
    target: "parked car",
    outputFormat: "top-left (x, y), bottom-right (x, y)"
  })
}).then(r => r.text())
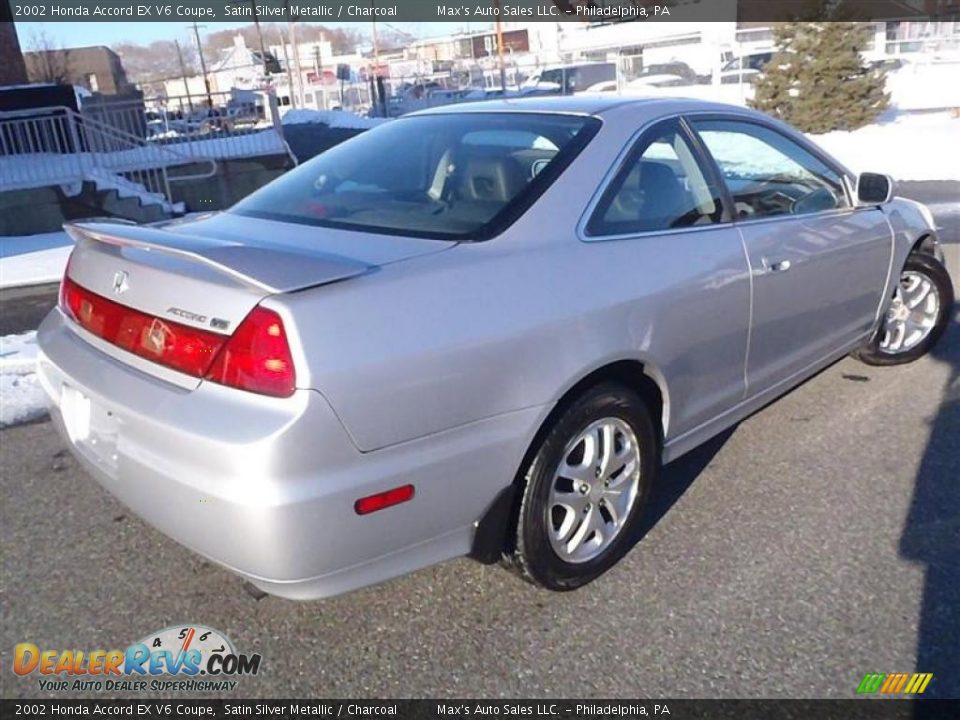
top-left (719, 51), bottom-right (774, 84)
top-left (523, 62), bottom-right (618, 95)
top-left (38, 97), bottom-right (952, 599)
top-left (631, 61), bottom-right (705, 87)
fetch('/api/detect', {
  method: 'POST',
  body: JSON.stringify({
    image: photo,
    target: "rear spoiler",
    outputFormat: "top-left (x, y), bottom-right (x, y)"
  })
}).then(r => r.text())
top-left (64, 222), bottom-right (371, 294)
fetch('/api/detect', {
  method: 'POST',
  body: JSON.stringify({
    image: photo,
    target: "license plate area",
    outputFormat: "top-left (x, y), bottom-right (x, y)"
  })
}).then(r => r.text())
top-left (61, 384), bottom-right (120, 479)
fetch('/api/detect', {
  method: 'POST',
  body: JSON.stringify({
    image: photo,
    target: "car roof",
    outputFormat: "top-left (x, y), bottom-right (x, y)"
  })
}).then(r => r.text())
top-left (409, 95), bottom-right (741, 118)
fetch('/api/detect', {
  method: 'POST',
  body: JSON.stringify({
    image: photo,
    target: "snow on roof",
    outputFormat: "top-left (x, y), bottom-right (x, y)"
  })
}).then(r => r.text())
top-left (281, 109), bottom-right (387, 130)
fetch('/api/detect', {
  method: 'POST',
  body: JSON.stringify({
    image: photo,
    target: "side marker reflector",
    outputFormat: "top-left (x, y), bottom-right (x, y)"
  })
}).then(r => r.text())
top-left (354, 485), bottom-right (415, 515)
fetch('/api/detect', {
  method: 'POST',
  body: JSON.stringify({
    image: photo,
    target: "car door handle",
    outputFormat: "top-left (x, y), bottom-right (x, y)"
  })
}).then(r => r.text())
top-left (761, 258), bottom-right (792, 274)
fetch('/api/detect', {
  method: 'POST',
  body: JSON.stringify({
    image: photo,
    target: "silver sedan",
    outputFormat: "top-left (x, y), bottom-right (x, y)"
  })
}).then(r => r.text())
top-left (37, 97), bottom-right (953, 599)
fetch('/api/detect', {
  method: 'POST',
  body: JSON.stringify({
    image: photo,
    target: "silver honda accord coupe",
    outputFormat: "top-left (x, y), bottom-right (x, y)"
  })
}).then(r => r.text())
top-left (37, 97), bottom-right (953, 599)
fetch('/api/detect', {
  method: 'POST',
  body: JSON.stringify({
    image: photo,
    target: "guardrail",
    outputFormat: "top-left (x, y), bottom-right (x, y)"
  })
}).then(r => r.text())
top-left (0, 106), bottom-right (217, 211)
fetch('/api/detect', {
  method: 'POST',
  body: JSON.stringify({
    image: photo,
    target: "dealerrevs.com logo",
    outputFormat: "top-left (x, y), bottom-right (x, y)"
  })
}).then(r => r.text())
top-left (13, 625), bottom-right (262, 693)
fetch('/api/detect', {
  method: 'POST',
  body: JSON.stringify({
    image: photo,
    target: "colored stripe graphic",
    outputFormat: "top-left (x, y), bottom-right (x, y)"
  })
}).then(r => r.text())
top-left (858, 673), bottom-right (886, 694)
top-left (858, 672), bottom-right (933, 694)
top-left (904, 673), bottom-right (934, 694)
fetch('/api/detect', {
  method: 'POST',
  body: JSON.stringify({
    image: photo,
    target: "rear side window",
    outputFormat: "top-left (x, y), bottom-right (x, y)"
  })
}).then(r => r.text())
top-left (691, 119), bottom-right (850, 219)
top-left (587, 120), bottom-right (725, 236)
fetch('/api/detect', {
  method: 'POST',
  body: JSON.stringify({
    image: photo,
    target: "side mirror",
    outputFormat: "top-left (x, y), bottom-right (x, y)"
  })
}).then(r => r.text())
top-left (856, 172), bottom-right (894, 205)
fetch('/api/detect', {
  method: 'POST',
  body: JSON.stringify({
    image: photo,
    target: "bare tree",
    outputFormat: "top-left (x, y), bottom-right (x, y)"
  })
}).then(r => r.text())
top-left (114, 39), bottom-right (198, 90)
top-left (25, 28), bottom-right (72, 85)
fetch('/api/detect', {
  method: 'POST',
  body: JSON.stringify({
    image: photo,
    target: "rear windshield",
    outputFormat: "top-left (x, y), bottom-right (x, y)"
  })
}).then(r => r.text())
top-left (231, 113), bottom-right (600, 241)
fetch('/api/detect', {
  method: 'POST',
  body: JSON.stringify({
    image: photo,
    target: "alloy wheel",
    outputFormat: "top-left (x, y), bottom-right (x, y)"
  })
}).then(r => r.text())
top-left (546, 417), bottom-right (641, 564)
top-left (879, 270), bottom-right (941, 354)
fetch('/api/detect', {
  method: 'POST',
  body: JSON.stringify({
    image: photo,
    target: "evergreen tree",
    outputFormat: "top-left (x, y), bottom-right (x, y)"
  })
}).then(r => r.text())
top-left (750, 21), bottom-right (889, 133)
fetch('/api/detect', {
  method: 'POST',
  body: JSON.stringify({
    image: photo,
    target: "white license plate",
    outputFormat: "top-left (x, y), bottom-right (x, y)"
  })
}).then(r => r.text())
top-left (60, 385), bottom-right (120, 477)
top-left (61, 385), bottom-right (91, 443)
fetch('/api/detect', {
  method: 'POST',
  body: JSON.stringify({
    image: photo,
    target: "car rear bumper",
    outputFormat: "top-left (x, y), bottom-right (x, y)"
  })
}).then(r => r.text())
top-left (37, 309), bottom-right (541, 599)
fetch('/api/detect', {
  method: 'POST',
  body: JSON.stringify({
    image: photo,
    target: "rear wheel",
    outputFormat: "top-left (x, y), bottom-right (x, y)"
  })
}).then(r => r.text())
top-left (506, 384), bottom-right (659, 590)
top-left (854, 252), bottom-right (953, 366)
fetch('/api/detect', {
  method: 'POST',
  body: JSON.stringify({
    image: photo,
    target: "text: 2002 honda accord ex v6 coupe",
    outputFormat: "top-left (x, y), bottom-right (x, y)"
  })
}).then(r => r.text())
top-left (38, 97), bottom-right (953, 599)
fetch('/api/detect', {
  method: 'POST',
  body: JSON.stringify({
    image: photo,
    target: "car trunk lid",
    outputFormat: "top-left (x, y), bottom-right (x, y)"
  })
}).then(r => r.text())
top-left (60, 218), bottom-right (452, 389)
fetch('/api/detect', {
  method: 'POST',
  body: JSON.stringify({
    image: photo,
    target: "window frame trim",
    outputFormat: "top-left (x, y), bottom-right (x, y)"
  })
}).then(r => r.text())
top-left (579, 115), bottom-right (736, 243)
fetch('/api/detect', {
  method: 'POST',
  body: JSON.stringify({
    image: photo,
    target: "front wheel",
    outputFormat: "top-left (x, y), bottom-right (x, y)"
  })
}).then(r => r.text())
top-left (854, 252), bottom-right (954, 366)
top-left (505, 383), bottom-right (659, 591)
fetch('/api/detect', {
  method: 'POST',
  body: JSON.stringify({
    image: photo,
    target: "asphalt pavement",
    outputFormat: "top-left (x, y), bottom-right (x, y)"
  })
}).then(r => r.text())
top-left (1, 185), bottom-right (958, 701)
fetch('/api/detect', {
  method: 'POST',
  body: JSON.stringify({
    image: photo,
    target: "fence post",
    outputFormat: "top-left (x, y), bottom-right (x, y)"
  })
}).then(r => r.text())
top-left (268, 94), bottom-right (285, 140)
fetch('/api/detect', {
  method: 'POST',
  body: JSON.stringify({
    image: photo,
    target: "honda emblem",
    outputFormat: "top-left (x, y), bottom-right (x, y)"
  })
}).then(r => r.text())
top-left (112, 271), bottom-right (129, 295)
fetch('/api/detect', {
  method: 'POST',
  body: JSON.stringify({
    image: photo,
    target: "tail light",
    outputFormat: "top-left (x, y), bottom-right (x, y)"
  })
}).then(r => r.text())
top-left (60, 276), bottom-right (226, 377)
top-left (60, 276), bottom-right (296, 398)
top-left (204, 307), bottom-right (296, 398)
top-left (58, 251), bottom-right (74, 310)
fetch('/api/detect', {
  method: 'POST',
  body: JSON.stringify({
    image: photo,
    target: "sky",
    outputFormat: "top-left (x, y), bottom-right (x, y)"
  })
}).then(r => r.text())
top-left (14, 21), bottom-right (484, 49)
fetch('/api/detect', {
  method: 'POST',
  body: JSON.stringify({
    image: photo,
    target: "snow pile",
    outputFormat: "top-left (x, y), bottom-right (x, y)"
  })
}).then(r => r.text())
top-left (0, 232), bottom-right (72, 290)
top-left (282, 109), bottom-right (387, 130)
top-left (0, 331), bottom-right (47, 428)
top-left (87, 169), bottom-right (185, 214)
top-left (807, 111), bottom-right (960, 181)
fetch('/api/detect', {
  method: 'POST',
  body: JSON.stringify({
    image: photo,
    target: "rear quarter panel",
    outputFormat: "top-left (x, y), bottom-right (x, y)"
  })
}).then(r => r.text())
top-left (279, 224), bottom-right (750, 452)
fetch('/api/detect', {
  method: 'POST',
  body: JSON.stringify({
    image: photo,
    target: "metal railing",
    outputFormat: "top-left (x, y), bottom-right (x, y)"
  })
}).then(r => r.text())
top-left (80, 90), bottom-right (292, 163)
top-left (0, 106), bottom-right (217, 212)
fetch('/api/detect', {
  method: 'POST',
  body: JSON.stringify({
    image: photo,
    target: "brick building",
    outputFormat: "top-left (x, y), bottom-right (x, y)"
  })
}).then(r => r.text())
top-left (24, 45), bottom-right (134, 96)
top-left (0, 20), bottom-right (29, 86)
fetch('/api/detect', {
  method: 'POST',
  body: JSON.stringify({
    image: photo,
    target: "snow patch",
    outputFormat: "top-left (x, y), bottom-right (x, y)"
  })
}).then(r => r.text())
top-left (282, 109), bottom-right (387, 130)
top-left (0, 332), bottom-right (47, 428)
top-left (807, 111), bottom-right (960, 181)
top-left (0, 235), bottom-right (72, 289)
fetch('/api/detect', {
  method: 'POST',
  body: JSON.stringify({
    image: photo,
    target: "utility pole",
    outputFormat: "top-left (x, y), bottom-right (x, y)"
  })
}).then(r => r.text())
top-left (312, 44), bottom-right (323, 109)
top-left (372, 16), bottom-right (380, 74)
top-left (189, 22), bottom-right (213, 108)
top-left (251, 6), bottom-right (268, 80)
top-left (174, 39), bottom-right (194, 113)
top-left (494, 0), bottom-right (507, 92)
top-left (277, 25), bottom-right (296, 105)
top-left (289, 20), bottom-right (304, 108)
top-left (371, 2), bottom-right (383, 116)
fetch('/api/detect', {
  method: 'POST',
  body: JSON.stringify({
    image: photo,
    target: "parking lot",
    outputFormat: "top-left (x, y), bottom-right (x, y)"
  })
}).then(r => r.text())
top-left (2, 204), bottom-right (958, 700)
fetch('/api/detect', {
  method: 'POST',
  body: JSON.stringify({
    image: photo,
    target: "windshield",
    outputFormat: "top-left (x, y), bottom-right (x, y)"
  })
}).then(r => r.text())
top-left (232, 113), bottom-right (600, 240)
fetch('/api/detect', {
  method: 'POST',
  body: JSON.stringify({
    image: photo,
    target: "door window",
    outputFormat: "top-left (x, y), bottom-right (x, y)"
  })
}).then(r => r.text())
top-left (587, 121), bottom-right (724, 236)
top-left (691, 119), bottom-right (850, 219)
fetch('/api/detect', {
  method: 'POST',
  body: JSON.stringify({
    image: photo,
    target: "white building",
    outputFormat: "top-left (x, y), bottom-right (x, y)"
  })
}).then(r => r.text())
top-left (208, 34), bottom-right (277, 92)
top-left (268, 38), bottom-right (335, 77)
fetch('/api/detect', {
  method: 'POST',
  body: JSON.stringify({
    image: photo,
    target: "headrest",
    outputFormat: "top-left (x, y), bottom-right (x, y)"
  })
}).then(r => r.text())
top-left (459, 155), bottom-right (526, 203)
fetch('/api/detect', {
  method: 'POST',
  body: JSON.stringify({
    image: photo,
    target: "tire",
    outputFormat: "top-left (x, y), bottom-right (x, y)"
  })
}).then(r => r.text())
top-left (505, 383), bottom-right (659, 591)
top-left (854, 252), bottom-right (954, 366)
